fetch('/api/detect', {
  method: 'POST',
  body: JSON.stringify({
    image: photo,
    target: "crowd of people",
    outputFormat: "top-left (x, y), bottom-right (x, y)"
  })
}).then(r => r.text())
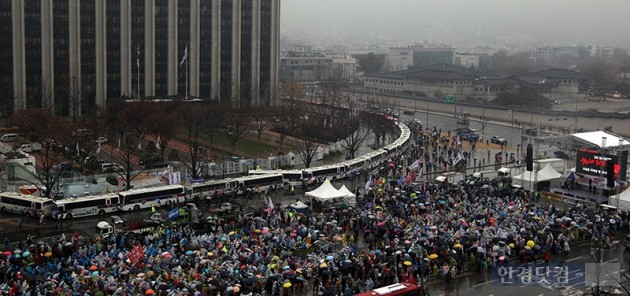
top-left (1, 126), bottom-right (628, 296)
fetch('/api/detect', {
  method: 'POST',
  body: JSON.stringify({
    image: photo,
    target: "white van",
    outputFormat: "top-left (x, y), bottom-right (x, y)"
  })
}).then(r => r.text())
top-left (1, 133), bottom-right (18, 142)
top-left (101, 162), bottom-right (122, 172)
top-left (19, 143), bottom-right (33, 152)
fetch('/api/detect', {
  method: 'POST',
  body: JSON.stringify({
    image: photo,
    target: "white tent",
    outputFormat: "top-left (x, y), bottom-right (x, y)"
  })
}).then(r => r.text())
top-left (305, 179), bottom-right (347, 202)
top-left (338, 185), bottom-right (356, 198)
top-left (537, 163), bottom-right (562, 181)
top-left (288, 201), bottom-right (309, 213)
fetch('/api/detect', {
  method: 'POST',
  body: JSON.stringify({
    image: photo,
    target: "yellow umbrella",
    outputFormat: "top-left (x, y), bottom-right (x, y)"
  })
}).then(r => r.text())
top-left (320, 263), bottom-right (327, 268)
top-left (526, 240), bottom-right (535, 248)
top-left (228, 231), bottom-right (236, 236)
top-left (272, 255), bottom-right (280, 261)
top-left (255, 229), bottom-right (262, 233)
top-left (508, 243), bottom-right (515, 248)
top-left (524, 246), bottom-right (531, 250)
top-left (404, 261), bottom-right (412, 266)
top-left (283, 282), bottom-right (292, 288)
top-left (453, 243), bottom-right (462, 249)
top-left (270, 264), bottom-right (276, 269)
top-left (44, 252), bottom-right (52, 257)
top-left (428, 254), bottom-right (438, 260)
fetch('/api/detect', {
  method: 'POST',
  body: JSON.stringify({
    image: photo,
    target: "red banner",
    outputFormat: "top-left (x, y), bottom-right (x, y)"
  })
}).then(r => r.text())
top-left (128, 244), bottom-right (144, 264)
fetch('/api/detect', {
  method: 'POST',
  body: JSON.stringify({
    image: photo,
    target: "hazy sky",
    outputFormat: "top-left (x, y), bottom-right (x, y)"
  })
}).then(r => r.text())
top-left (281, 0), bottom-right (630, 48)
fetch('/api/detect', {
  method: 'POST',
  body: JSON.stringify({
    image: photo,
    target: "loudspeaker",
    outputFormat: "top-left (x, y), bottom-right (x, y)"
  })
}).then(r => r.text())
top-left (607, 159), bottom-right (615, 188)
top-left (526, 144), bottom-right (533, 171)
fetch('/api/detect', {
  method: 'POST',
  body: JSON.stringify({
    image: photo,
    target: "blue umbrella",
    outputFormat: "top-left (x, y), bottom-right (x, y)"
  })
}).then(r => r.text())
top-left (185, 250), bottom-right (193, 255)
top-left (22, 251), bottom-right (30, 257)
top-left (326, 255), bottom-right (334, 260)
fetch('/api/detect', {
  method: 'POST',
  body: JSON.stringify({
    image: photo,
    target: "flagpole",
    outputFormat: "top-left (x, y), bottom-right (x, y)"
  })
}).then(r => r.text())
top-left (185, 47), bottom-right (189, 100)
top-left (137, 44), bottom-right (141, 100)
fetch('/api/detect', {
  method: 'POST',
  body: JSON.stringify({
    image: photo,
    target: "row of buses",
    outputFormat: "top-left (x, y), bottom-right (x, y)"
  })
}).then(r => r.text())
top-left (0, 122), bottom-right (410, 220)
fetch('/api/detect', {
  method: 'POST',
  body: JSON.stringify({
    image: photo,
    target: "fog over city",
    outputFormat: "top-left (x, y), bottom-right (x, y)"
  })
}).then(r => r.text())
top-left (281, 0), bottom-right (630, 48)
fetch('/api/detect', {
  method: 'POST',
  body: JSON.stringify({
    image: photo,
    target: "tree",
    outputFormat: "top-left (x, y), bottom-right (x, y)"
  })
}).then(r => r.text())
top-left (493, 86), bottom-right (552, 108)
top-left (6, 108), bottom-right (67, 142)
top-left (251, 107), bottom-right (273, 140)
top-left (339, 116), bottom-right (370, 160)
top-left (358, 52), bottom-right (383, 73)
top-left (295, 117), bottom-right (320, 168)
top-left (272, 107), bottom-right (299, 145)
top-left (201, 104), bottom-right (226, 144)
top-left (582, 59), bottom-right (616, 97)
top-left (29, 138), bottom-right (69, 198)
top-left (179, 105), bottom-right (208, 180)
top-left (224, 109), bottom-right (252, 148)
top-left (117, 101), bottom-right (154, 153)
top-left (147, 106), bottom-right (181, 160)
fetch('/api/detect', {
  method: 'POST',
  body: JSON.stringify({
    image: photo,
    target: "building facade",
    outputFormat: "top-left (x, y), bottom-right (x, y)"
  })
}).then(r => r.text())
top-left (1, 0), bottom-right (281, 117)
top-left (363, 64), bottom-right (593, 102)
top-left (280, 52), bottom-right (357, 82)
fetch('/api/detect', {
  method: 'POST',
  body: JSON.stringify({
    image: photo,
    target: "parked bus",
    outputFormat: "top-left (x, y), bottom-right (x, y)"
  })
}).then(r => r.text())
top-left (0, 192), bottom-right (54, 217)
top-left (118, 185), bottom-right (185, 211)
top-left (355, 282), bottom-right (423, 296)
top-left (234, 173), bottom-right (284, 195)
top-left (54, 193), bottom-right (120, 219)
top-left (248, 169), bottom-right (312, 186)
top-left (185, 178), bottom-right (238, 202)
top-left (306, 164), bottom-right (346, 181)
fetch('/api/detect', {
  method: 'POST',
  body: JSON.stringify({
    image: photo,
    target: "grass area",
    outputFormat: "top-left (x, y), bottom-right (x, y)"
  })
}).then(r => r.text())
top-left (175, 130), bottom-right (295, 159)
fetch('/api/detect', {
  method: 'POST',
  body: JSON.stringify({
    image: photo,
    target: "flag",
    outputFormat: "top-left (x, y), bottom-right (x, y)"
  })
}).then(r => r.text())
top-left (456, 136), bottom-right (461, 146)
top-left (155, 135), bottom-right (161, 150)
top-left (117, 137), bottom-right (121, 151)
top-left (136, 45), bottom-right (140, 68)
top-left (128, 244), bottom-right (144, 264)
top-left (323, 117), bottom-right (327, 128)
top-left (96, 141), bottom-right (101, 154)
top-left (76, 142), bottom-right (80, 157)
top-left (364, 175), bottom-right (372, 191)
top-left (180, 45), bottom-right (188, 65)
top-left (403, 173), bottom-right (414, 184)
top-left (137, 140), bottom-right (142, 150)
top-left (267, 196), bottom-right (274, 210)
top-left (453, 152), bottom-right (463, 166)
top-left (408, 159), bottom-right (420, 170)
top-left (162, 165), bottom-right (171, 176)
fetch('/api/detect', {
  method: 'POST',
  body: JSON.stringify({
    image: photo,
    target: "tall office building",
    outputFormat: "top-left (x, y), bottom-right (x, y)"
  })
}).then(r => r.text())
top-left (0, 0), bottom-right (281, 117)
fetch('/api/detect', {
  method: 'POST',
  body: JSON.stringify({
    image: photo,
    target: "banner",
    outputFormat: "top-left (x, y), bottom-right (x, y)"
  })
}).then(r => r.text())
top-left (128, 244), bottom-right (144, 264)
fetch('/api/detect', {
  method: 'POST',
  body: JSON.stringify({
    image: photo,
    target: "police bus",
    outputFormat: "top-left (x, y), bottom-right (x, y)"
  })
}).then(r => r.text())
top-left (54, 193), bottom-right (120, 219)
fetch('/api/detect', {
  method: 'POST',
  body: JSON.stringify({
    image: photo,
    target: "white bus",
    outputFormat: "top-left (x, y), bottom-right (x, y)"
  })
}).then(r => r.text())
top-left (248, 169), bottom-right (312, 186)
top-left (0, 192), bottom-right (54, 217)
top-left (306, 164), bottom-right (347, 181)
top-left (185, 178), bottom-right (238, 202)
top-left (54, 193), bottom-right (120, 219)
top-left (118, 185), bottom-right (185, 211)
top-left (234, 173), bottom-right (284, 195)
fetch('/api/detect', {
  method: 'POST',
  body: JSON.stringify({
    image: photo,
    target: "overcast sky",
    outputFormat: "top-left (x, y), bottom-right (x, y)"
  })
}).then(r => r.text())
top-left (281, 0), bottom-right (630, 48)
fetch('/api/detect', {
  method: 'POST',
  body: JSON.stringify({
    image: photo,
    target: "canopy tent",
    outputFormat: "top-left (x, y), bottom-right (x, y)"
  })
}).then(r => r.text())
top-left (436, 176), bottom-right (447, 182)
top-left (498, 167), bottom-right (510, 174)
top-left (563, 170), bottom-right (583, 181)
top-left (537, 163), bottom-right (562, 181)
top-left (337, 185), bottom-right (356, 198)
top-left (287, 201), bottom-right (309, 213)
top-left (305, 179), bottom-right (347, 202)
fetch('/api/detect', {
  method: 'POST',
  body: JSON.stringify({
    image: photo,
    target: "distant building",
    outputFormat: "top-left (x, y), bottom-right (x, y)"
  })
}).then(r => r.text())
top-left (280, 52), bottom-right (357, 82)
top-left (383, 46), bottom-right (455, 72)
top-left (363, 64), bottom-right (593, 101)
top-left (534, 46), bottom-right (580, 63)
top-left (453, 53), bottom-right (491, 70)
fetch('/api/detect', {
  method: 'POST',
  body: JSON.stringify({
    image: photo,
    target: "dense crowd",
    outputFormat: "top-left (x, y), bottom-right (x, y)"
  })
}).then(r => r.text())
top-left (1, 127), bottom-right (628, 296)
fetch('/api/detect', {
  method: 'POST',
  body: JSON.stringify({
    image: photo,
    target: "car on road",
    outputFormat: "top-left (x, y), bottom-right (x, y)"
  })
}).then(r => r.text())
top-left (490, 136), bottom-right (507, 145)
top-left (139, 154), bottom-right (162, 165)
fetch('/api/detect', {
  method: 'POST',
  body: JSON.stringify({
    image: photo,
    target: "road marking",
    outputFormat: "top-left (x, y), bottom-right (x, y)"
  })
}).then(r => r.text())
top-left (566, 256), bottom-right (583, 262)
top-left (603, 258), bottom-right (618, 263)
top-left (472, 280), bottom-right (496, 288)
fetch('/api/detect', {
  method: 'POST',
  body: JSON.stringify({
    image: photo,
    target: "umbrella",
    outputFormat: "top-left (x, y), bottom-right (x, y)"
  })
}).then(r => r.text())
top-left (428, 254), bottom-right (438, 260)
top-left (2, 251), bottom-right (10, 256)
top-left (453, 243), bottom-right (462, 248)
top-left (326, 255), bottom-right (334, 260)
top-left (162, 252), bottom-right (170, 259)
top-left (13, 250), bottom-right (21, 254)
top-left (404, 261), bottom-right (412, 266)
top-left (283, 282), bottom-right (292, 288)
top-left (320, 263), bottom-right (327, 268)
top-left (44, 252), bottom-right (52, 257)
top-left (185, 250), bottom-right (193, 255)
top-left (145, 289), bottom-right (155, 295)
top-left (499, 256), bottom-right (506, 261)
top-left (22, 251), bottom-right (30, 257)
top-left (273, 255), bottom-right (280, 261)
top-left (526, 240), bottom-right (535, 248)
top-left (92, 271), bottom-right (99, 276)
top-left (508, 243), bottom-right (515, 248)
top-left (89, 265), bottom-right (98, 271)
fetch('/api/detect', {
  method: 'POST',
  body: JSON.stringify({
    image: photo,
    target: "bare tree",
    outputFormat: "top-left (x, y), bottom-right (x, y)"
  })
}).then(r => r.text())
top-left (147, 106), bottom-right (181, 160)
top-left (224, 109), bottom-right (252, 148)
top-left (295, 117), bottom-right (320, 168)
top-left (251, 107), bottom-right (273, 140)
top-left (339, 116), bottom-right (370, 160)
top-left (179, 105), bottom-right (207, 179)
top-left (201, 104), bottom-right (226, 144)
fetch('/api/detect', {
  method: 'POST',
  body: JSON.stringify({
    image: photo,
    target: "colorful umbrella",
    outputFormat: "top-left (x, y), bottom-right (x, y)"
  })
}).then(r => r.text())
top-left (428, 254), bottom-right (438, 260)
top-left (89, 265), bottom-right (98, 271)
top-left (283, 282), bottom-right (292, 288)
top-left (404, 261), bottom-right (412, 266)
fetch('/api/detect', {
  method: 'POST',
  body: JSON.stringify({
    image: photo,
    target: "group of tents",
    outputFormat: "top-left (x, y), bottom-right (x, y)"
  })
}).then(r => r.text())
top-left (287, 179), bottom-right (356, 213)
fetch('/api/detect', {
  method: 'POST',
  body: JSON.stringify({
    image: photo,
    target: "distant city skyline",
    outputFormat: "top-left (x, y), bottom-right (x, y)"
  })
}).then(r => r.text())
top-left (281, 0), bottom-right (630, 49)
